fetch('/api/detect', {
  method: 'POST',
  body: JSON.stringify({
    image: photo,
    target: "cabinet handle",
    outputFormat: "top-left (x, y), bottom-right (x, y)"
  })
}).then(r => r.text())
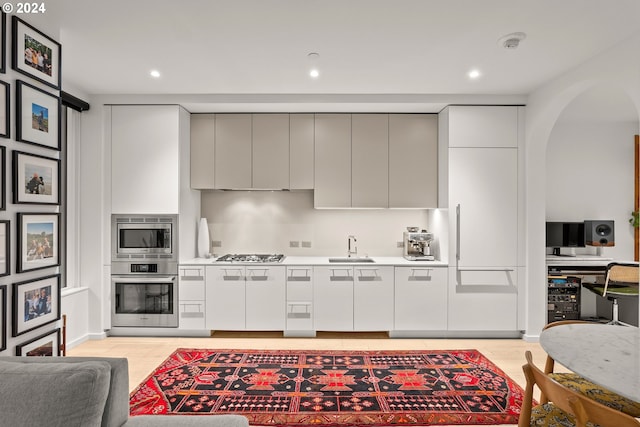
top-left (247, 268), bottom-right (269, 281)
top-left (456, 204), bottom-right (461, 264)
top-left (329, 268), bottom-right (353, 281)
top-left (287, 268), bottom-right (311, 282)
top-left (356, 268), bottom-right (380, 282)
top-left (409, 268), bottom-right (433, 281)
top-left (457, 267), bottom-right (515, 272)
top-left (222, 268), bottom-right (244, 281)
top-left (287, 302), bottom-right (312, 319)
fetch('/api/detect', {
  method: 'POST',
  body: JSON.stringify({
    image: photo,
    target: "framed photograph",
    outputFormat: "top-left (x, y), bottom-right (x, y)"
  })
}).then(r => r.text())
top-left (0, 12), bottom-right (5, 73)
top-left (0, 80), bottom-right (9, 138)
top-left (0, 285), bottom-right (6, 351)
top-left (12, 274), bottom-right (60, 337)
top-left (16, 328), bottom-right (60, 356)
top-left (17, 212), bottom-right (59, 273)
top-left (13, 150), bottom-right (60, 205)
top-left (0, 146), bottom-right (5, 209)
top-left (11, 15), bottom-right (61, 89)
top-left (16, 80), bottom-right (60, 150)
top-left (0, 220), bottom-right (9, 277)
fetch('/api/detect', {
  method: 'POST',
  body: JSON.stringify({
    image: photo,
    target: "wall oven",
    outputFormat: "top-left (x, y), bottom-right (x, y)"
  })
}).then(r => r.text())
top-left (111, 262), bottom-right (178, 327)
top-left (111, 214), bottom-right (179, 328)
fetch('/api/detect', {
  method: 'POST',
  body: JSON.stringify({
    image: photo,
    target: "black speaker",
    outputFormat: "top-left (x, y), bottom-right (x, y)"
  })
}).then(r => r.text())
top-left (584, 220), bottom-right (615, 246)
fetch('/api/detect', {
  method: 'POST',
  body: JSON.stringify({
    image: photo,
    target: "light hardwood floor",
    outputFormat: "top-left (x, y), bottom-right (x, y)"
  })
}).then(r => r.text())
top-left (68, 332), bottom-right (559, 427)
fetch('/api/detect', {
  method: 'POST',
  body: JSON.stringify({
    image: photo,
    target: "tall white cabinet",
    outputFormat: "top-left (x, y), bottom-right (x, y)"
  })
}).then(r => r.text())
top-left (439, 106), bottom-right (524, 332)
top-left (111, 105), bottom-right (182, 214)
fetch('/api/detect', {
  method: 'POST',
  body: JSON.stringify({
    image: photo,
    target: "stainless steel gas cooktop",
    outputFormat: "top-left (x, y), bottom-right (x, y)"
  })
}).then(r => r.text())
top-left (215, 254), bottom-right (285, 263)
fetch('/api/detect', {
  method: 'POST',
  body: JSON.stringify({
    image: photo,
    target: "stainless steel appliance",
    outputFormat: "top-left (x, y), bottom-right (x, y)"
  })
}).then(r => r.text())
top-left (112, 214), bottom-right (177, 262)
top-left (403, 230), bottom-right (435, 261)
top-left (111, 262), bottom-right (178, 327)
top-left (111, 214), bottom-right (179, 327)
top-left (215, 254), bottom-right (285, 263)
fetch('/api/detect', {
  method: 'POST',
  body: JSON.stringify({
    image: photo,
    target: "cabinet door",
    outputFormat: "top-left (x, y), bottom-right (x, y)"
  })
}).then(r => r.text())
top-left (389, 114), bottom-right (438, 208)
top-left (394, 267), bottom-right (447, 331)
top-left (245, 266), bottom-right (286, 330)
top-left (252, 114), bottom-right (290, 189)
top-left (111, 105), bottom-right (180, 213)
top-left (353, 266), bottom-right (393, 330)
top-left (314, 114), bottom-right (351, 208)
top-left (290, 114), bottom-right (314, 190)
top-left (352, 114), bottom-right (389, 208)
top-left (449, 148), bottom-right (518, 267)
top-left (448, 106), bottom-right (518, 148)
top-left (205, 266), bottom-right (245, 329)
top-left (214, 114), bottom-right (252, 189)
top-left (447, 267), bottom-right (518, 331)
top-left (190, 114), bottom-right (215, 189)
top-left (178, 266), bottom-right (206, 329)
top-left (313, 267), bottom-right (353, 331)
top-left (286, 267), bottom-right (314, 331)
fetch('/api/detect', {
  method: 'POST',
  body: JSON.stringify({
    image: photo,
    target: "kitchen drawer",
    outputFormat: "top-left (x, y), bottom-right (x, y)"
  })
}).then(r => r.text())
top-left (286, 301), bottom-right (313, 331)
top-left (180, 280), bottom-right (205, 300)
top-left (179, 266), bottom-right (205, 281)
top-left (179, 300), bottom-right (205, 329)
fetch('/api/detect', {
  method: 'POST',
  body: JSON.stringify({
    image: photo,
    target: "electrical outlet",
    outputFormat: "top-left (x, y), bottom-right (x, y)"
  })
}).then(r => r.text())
top-left (289, 241), bottom-right (300, 248)
top-left (212, 240), bottom-right (222, 247)
top-left (397, 241), bottom-right (404, 248)
top-left (301, 241), bottom-right (312, 248)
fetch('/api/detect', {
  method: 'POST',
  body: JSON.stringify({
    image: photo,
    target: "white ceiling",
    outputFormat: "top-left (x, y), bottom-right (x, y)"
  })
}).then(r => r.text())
top-left (28, 0), bottom-right (640, 115)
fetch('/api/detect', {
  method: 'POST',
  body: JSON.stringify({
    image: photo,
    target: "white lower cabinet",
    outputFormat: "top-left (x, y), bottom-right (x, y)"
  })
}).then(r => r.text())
top-left (178, 266), bottom-right (206, 329)
top-left (285, 267), bottom-right (314, 333)
top-left (205, 265), bottom-right (285, 330)
top-left (353, 266), bottom-right (393, 330)
top-left (313, 266), bottom-right (393, 331)
top-left (394, 266), bottom-right (447, 331)
top-left (446, 267), bottom-right (518, 331)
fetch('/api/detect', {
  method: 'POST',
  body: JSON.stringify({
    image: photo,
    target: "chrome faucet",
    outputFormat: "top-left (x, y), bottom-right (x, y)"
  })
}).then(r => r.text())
top-left (347, 235), bottom-right (357, 258)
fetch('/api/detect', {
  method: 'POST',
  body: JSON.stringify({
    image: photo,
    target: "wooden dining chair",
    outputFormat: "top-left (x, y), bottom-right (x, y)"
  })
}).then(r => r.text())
top-left (519, 350), bottom-right (640, 427)
top-left (540, 320), bottom-right (640, 417)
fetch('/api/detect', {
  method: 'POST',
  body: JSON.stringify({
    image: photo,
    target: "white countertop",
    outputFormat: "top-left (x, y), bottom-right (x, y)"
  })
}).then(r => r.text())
top-left (546, 255), bottom-right (613, 267)
top-left (180, 256), bottom-right (448, 267)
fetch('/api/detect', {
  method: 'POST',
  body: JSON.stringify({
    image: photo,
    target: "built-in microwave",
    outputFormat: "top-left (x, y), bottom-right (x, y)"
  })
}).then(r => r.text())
top-left (111, 214), bottom-right (178, 261)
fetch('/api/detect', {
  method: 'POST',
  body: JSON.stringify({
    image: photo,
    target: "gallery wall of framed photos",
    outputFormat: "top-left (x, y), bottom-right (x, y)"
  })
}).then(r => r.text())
top-left (0, 11), bottom-right (65, 357)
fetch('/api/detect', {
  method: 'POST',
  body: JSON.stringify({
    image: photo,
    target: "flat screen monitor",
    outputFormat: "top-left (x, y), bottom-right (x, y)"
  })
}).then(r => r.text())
top-left (546, 222), bottom-right (585, 256)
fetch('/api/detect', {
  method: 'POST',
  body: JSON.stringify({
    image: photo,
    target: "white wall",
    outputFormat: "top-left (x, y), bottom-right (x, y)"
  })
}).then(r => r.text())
top-left (525, 32), bottom-right (640, 339)
top-left (200, 190), bottom-right (442, 258)
top-left (546, 120), bottom-right (637, 260)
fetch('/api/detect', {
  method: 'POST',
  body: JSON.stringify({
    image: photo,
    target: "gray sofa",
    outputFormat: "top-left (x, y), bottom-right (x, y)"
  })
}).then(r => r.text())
top-left (0, 356), bottom-right (249, 427)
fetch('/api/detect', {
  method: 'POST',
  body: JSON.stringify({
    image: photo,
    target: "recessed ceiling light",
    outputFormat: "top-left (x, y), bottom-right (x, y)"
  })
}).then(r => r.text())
top-left (307, 52), bottom-right (320, 79)
top-left (150, 70), bottom-right (161, 78)
top-left (468, 69), bottom-right (481, 79)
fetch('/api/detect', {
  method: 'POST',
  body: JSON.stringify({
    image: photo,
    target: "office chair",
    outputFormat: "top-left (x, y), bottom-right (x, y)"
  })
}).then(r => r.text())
top-left (583, 262), bottom-right (639, 326)
top-left (518, 351), bottom-right (640, 427)
top-left (540, 320), bottom-right (640, 417)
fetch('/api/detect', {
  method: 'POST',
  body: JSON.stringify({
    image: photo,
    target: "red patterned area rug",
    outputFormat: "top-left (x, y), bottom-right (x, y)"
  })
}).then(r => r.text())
top-left (130, 348), bottom-right (526, 426)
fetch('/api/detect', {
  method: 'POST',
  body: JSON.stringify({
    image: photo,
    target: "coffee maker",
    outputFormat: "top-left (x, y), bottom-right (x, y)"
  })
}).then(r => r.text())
top-left (403, 229), bottom-right (435, 261)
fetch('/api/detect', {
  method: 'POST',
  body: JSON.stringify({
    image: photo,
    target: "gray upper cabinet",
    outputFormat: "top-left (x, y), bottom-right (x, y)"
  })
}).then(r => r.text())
top-left (314, 114), bottom-right (352, 208)
top-left (252, 114), bottom-right (290, 189)
top-left (190, 114), bottom-right (215, 189)
top-left (290, 114), bottom-right (314, 190)
top-left (352, 114), bottom-right (389, 208)
top-left (389, 114), bottom-right (438, 208)
top-left (214, 114), bottom-right (252, 189)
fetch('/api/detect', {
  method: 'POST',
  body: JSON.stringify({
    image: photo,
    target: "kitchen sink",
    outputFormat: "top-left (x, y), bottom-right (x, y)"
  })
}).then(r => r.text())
top-left (328, 257), bottom-right (375, 263)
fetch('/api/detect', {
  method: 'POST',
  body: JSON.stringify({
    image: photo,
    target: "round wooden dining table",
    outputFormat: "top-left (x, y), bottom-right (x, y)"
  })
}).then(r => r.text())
top-left (539, 323), bottom-right (640, 402)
